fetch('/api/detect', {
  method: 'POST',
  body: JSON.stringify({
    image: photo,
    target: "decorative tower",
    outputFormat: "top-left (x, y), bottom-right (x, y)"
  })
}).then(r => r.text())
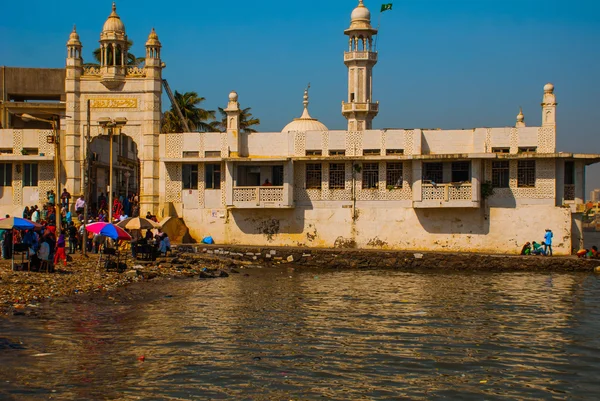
top-left (516, 107), bottom-right (526, 128)
top-left (541, 83), bottom-right (557, 127)
top-left (225, 91), bottom-right (242, 156)
top-left (342, 0), bottom-right (379, 131)
top-left (66, 25), bottom-right (82, 67)
top-left (145, 28), bottom-right (162, 70)
top-left (99, 2), bottom-right (128, 88)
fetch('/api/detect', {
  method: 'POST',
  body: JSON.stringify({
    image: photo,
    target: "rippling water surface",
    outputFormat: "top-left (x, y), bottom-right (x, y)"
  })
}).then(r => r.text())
top-left (1, 269), bottom-right (600, 400)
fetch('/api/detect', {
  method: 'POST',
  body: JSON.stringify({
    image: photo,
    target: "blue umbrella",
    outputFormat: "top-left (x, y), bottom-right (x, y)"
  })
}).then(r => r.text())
top-left (85, 222), bottom-right (132, 240)
top-left (0, 217), bottom-right (42, 230)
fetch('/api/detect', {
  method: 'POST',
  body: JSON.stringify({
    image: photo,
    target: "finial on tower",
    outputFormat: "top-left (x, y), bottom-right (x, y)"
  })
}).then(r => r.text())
top-left (112, 2), bottom-right (117, 13)
top-left (516, 107), bottom-right (525, 127)
top-left (304, 83), bottom-right (310, 109)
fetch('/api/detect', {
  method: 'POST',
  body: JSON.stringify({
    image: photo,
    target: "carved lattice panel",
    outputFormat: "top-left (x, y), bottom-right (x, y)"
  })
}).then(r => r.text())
top-left (12, 130), bottom-right (23, 155)
top-left (509, 128), bottom-right (518, 154)
top-left (199, 133), bottom-right (205, 156)
top-left (294, 133), bottom-right (306, 156)
top-left (449, 185), bottom-right (472, 200)
top-left (38, 161), bottom-right (55, 204)
top-left (485, 128), bottom-right (492, 153)
top-left (322, 132), bottom-right (329, 156)
top-left (198, 163), bottom-right (205, 208)
top-left (220, 134), bottom-right (228, 158)
top-left (537, 127), bottom-right (555, 153)
top-left (165, 163), bottom-right (182, 203)
top-left (422, 185), bottom-right (445, 200)
top-left (165, 135), bottom-right (183, 158)
top-left (234, 188), bottom-right (257, 202)
top-left (38, 130), bottom-right (55, 156)
top-left (12, 164), bottom-right (22, 205)
top-left (220, 162), bottom-right (226, 206)
top-left (259, 188), bottom-right (284, 202)
top-left (345, 131), bottom-right (363, 156)
top-left (404, 130), bottom-right (414, 155)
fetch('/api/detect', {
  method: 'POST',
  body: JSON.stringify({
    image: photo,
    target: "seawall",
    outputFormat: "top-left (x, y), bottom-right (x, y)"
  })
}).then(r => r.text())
top-left (174, 244), bottom-right (600, 272)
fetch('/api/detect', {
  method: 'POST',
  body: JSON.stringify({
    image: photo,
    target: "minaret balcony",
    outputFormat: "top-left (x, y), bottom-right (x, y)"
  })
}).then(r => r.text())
top-left (342, 102), bottom-right (379, 113)
top-left (344, 51), bottom-right (378, 62)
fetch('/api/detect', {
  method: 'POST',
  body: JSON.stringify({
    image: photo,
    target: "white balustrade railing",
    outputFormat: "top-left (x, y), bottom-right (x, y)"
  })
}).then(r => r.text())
top-left (233, 187), bottom-right (284, 205)
top-left (422, 183), bottom-right (472, 202)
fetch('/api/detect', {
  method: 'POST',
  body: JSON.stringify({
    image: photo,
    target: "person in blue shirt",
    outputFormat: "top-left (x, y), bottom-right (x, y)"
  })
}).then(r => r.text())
top-left (544, 229), bottom-right (553, 256)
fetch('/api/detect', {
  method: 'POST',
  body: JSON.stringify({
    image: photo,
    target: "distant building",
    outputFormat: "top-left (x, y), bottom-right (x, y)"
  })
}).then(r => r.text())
top-left (590, 189), bottom-right (600, 202)
top-left (1, 1), bottom-right (599, 255)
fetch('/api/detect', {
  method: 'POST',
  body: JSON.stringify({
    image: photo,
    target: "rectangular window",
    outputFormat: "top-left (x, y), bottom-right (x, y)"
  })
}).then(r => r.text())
top-left (423, 162), bottom-right (443, 184)
top-left (492, 147), bottom-right (510, 154)
top-left (329, 163), bottom-right (345, 189)
top-left (306, 163), bottom-right (322, 189)
top-left (386, 162), bottom-right (403, 188)
top-left (517, 160), bottom-right (536, 188)
top-left (182, 164), bottom-right (198, 190)
top-left (0, 163), bottom-right (12, 186)
top-left (23, 163), bottom-right (38, 187)
top-left (306, 150), bottom-right (322, 156)
top-left (492, 161), bottom-right (510, 188)
top-left (183, 151), bottom-right (200, 158)
top-left (204, 151), bottom-right (221, 158)
top-left (205, 164), bottom-right (221, 189)
top-left (272, 165), bottom-right (284, 186)
top-left (329, 149), bottom-right (345, 156)
top-left (451, 161), bottom-right (470, 182)
top-left (363, 149), bottom-right (381, 156)
top-left (518, 147), bottom-right (537, 154)
top-left (564, 161), bottom-right (575, 185)
top-left (362, 163), bottom-right (379, 189)
top-left (386, 149), bottom-right (404, 155)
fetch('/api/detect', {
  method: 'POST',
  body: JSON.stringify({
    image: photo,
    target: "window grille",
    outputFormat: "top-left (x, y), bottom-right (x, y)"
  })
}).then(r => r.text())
top-left (492, 161), bottom-right (510, 188)
top-left (518, 147), bottom-right (537, 154)
top-left (329, 163), bottom-right (345, 189)
top-left (362, 163), bottom-right (379, 189)
top-left (182, 164), bottom-right (198, 189)
top-left (183, 151), bottom-right (199, 158)
top-left (23, 163), bottom-right (38, 187)
top-left (386, 162), bottom-right (403, 188)
top-left (517, 160), bottom-right (536, 188)
top-left (205, 164), bottom-right (221, 189)
top-left (306, 163), bottom-right (322, 189)
top-left (451, 161), bottom-right (470, 182)
top-left (423, 162), bottom-right (443, 183)
top-left (0, 163), bottom-right (12, 187)
top-left (204, 151), bottom-right (221, 158)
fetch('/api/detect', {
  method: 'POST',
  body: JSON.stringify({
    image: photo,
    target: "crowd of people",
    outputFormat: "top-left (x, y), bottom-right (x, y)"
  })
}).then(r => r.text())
top-left (0, 188), bottom-right (155, 271)
top-left (520, 229), bottom-right (554, 256)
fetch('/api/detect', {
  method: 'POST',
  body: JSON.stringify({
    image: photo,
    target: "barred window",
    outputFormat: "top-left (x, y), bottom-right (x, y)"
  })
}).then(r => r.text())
top-left (329, 163), bottom-right (345, 189)
top-left (0, 163), bottom-right (12, 187)
top-left (423, 162), bottom-right (443, 184)
top-left (182, 164), bottom-right (198, 189)
top-left (205, 164), bottom-right (221, 189)
top-left (451, 161), bottom-right (470, 182)
top-left (386, 162), bottom-right (403, 188)
top-left (517, 160), bottom-right (536, 188)
top-left (362, 163), bottom-right (379, 189)
top-left (306, 163), bottom-right (322, 189)
top-left (23, 163), bottom-right (38, 187)
top-left (492, 161), bottom-right (509, 188)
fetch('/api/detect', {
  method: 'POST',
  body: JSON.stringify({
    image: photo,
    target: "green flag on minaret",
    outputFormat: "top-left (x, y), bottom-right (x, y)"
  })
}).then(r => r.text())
top-left (381, 3), bottom-right (393, 12)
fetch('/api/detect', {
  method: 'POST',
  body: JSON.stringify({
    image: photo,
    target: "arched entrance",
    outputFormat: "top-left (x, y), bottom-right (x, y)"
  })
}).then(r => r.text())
top-left (87, 133), bottom-right (140, 217)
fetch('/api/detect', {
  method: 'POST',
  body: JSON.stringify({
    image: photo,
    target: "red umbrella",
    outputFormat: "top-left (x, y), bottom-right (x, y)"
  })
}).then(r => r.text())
top-left (85, 222), bottom-right (132, 240)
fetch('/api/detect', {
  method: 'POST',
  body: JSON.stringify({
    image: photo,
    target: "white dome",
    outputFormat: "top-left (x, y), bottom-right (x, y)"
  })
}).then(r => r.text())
top-left (351, 1), bottom-right (371, 22)
top-left (229, 91), bottom-right (238, 102)
top-left (544, 83), bottom-right (554, 93)
top-left (282, 118), bottom-right (328, 133)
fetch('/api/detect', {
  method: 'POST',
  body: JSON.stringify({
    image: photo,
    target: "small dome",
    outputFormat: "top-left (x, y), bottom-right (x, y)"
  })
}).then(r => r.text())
top-left (282, 87), bottom-right (328, 133)
top-left (146, 28), bottom-right (161, 46)
top-left (67, 25), bottom-right (81, 46)
top-left (229, 91), bottom-right (238, 102)
top-left (351, 0), bottom-right (371, 22)
top-left (544, 83), bottom-right (554, 93)
top-left (102, 2), bottom-right (126, 33)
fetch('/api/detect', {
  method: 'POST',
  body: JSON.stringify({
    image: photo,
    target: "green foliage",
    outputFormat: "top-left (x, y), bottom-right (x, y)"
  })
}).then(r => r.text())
top-left (161, 91), bottom-right (215, 133)
top-left (210, 107), bottom-right (261, 134)
top-left (482, 181), bottom-right (495, 199)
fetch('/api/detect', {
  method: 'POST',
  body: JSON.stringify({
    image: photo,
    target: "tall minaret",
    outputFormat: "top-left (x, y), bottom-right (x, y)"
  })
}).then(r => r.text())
top-left (342, 0), bottom-right (379, 131)
top-left (541, 83), bottom-right (557, 128)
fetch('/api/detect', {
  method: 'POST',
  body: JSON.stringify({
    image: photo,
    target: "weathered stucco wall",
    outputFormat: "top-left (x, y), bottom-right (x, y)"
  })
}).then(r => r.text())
top-left (182, 205), bottom-right (573, 255)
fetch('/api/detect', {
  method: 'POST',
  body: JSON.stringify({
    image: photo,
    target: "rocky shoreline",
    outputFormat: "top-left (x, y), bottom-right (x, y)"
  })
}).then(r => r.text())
top-left (2, 245), bottom-right (599, 317)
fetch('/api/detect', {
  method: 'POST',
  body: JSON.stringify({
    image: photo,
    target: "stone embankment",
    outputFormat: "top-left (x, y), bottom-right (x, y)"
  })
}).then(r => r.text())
top-left (176, 244), bottom-right (600, 272)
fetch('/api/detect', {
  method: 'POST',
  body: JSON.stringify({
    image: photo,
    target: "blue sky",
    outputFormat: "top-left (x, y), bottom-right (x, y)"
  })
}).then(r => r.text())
top-left (1, 0), bottom-right (599, 191)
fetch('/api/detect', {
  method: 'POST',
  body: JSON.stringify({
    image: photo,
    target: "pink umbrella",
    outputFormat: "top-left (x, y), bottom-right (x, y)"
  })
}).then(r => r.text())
top-left (85, 222), bottom-right (132, 240)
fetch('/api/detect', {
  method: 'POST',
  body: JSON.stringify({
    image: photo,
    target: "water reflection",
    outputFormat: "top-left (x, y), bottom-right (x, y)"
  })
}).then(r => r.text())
top-left (1, 270), bottom-right (600, 400)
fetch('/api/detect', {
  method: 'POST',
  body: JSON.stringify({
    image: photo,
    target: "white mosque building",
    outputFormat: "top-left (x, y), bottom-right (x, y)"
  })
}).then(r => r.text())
top-left (0, 1), bottom-right (598, 255)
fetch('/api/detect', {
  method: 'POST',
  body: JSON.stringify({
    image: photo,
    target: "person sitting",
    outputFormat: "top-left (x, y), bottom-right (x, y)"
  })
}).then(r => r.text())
top-left (591, 246), bottom-right (599, 258)
top-left (577, 249), bottom-right (589, 258)
top-left (262, 178), bottom-right (273, 186)
top-left (520, 242), bottom-right (532, 255)
top-left (532, 241), bottom-right (545, 256)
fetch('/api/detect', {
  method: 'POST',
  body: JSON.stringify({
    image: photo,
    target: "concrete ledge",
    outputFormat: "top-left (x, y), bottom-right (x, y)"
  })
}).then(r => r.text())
top-left (173, 244), bottom-right (600, 272)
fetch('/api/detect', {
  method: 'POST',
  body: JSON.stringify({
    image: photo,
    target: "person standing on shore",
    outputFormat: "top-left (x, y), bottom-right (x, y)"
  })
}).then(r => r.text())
top-left (61, 188), bottom-right (71, 211)
top-left (544, 229), bottom-right (553, 256)
top-left (54, 233), bottom-right (67, 267)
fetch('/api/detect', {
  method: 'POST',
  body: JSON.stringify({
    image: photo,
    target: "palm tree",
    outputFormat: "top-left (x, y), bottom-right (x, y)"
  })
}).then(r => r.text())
top-left (85, 39), bottom-right (144, 67)
top-left (161, 91), bottom-right (216, 133)
top-left (211, 107), bottom-right (261, 133)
